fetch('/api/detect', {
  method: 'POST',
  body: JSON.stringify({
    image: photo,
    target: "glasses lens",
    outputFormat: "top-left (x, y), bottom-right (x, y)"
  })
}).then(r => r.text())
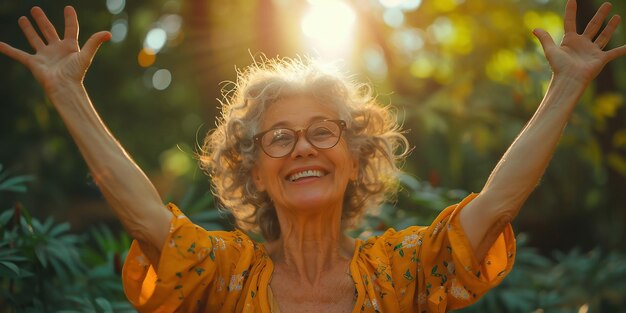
top-left (306, 120), bottom-right (341, 149)
top-left (258, 120), bottom-right (343, 157)
top-left (261, 129), bottom-right (296, 157)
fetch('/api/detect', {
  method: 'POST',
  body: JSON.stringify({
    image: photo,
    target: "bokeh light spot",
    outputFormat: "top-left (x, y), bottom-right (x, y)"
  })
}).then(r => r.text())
top-left (434, 0), bottom-right (461, 12)
top-left (524, 11), bottom-right (563, 36)
top-left (428, 17), bottom-right (454, 44)
top-left (383, 8), bottom-right (404, 28)
top-left (160, 146), bottom-right (192, 177)
top-left (485, 49), bottom-right (518, 82)
top-left (379, 0), bottom-right (422, 10)
top-left (160, 14), bottom-right (183, 37)
top-left (410, 56), bottom-right (435, 78)
top-left (106, 0), bottom-right (125, 15)
top-left (447, 16), bottom-right (474, 54)
top-left (138, 48), bottom-right (156, 68)
top-left (110, 18), bottom-right (128, 43)
top-left (363, 47), bottom-right (388, 78)
top-left (391, 28), bottom-right (424, 52)
top-left (144, 28), bottom-right (168, 53)
top-left (152, 69), bottom-right (172, 90)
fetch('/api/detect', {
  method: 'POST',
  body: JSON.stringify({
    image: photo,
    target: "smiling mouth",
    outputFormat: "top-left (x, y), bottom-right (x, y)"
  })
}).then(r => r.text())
top-left (287, 169), bottom-right (327, 182)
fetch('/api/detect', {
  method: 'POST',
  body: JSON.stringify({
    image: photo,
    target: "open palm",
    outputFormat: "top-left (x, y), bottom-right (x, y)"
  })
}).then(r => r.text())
top-left (0, 6), bottom-right (110, 96)
top-left (534, 0), bottom-right (626, 84)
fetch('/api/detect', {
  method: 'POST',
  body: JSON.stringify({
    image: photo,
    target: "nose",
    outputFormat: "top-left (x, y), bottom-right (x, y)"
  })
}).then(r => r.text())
top-left (290, 130), bottom-right (318, 158)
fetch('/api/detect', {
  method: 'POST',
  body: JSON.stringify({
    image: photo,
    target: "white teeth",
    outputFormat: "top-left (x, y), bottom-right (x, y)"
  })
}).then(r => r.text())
top-left (288, 170), bottom-right (324, 182)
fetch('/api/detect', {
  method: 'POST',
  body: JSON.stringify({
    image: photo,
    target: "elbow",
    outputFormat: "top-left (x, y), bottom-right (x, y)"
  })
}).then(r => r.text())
top-left (129, 205), bottom-right (174, 251)
top-left (478, 186), bottom-right (531, 221)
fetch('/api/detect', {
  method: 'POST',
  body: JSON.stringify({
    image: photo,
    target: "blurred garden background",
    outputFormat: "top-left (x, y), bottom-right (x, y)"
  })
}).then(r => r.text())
top-left (1, 0), bottom-right (626, 311)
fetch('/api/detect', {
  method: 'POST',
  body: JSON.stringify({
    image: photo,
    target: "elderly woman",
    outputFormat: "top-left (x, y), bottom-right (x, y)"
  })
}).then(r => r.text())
top-left (1, 1), bottom-right (625, 312)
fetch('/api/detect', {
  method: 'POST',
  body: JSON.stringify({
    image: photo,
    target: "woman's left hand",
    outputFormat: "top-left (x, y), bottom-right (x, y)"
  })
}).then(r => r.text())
top-left (534, 0), bottom-right (626, 85)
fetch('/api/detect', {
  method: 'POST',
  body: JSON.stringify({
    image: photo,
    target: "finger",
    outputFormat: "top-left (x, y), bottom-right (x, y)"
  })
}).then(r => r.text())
top-left (533, 28), bottom-right (558, 54)
top-left (31, 6), bottom-right (61, 43)
top-left (563, 0), bottom-right (577, 34)
top-left (64, 6), bottom-right (79, 40)
top-left (605, 44), bottom-right (626, 62)
top-left (18, 16), bottom-right (45, 50)
top-left (0, 42), bottom-right (32, 66)
top-left (595, 15), bottom-right (621, 50)
top-left (582, 2), bottom-right (613, 39)
top-left (80, 31), bottom-right (111, 64)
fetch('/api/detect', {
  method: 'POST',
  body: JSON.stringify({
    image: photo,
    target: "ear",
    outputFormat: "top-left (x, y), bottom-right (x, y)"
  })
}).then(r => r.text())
top-left (252, 166), bottom-right (266, 192)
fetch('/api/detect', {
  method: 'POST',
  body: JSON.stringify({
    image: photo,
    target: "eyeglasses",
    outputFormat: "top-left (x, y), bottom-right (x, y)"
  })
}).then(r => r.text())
top-left (253, 120), bottom-right (346, 158)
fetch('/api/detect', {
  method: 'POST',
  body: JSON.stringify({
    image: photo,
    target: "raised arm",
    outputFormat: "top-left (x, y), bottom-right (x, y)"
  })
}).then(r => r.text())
top-left (459, 0), bottom-right (626, 260)
top-left (0, 6), bottom-right (172, 265)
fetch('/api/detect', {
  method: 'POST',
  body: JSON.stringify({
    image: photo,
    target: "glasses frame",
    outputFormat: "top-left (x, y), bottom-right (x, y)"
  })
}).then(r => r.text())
top-left (253, 119), bottom-right (347, 158)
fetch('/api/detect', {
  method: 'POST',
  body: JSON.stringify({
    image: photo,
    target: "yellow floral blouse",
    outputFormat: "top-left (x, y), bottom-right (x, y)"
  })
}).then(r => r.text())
top-left (123, 193), bottom-right (516, 313)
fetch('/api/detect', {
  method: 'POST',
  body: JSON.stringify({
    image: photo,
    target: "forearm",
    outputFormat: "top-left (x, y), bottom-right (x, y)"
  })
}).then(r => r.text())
top-left (481, 75), bottom-right (585, 209)
top-left (461, 75), bottom-right (587, 258)
top-left (49, 83), bottom-right (171, 249)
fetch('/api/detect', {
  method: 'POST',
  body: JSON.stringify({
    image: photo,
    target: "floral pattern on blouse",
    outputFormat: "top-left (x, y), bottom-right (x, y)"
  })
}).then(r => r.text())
top-left (122, 193), bottom-right (515, 313)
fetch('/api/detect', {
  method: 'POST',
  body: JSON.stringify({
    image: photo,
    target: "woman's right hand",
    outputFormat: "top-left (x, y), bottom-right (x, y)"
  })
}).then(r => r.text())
top-left (0, 6), bottom-right (110, 98)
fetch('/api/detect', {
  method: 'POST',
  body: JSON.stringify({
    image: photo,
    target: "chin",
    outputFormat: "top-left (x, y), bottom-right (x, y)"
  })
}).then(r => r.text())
top-left (284, 194), bottom-right (341, 212)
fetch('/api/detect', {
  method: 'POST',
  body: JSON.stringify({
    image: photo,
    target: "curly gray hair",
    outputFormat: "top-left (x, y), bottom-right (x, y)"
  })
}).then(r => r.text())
top-left (199, 57), bottom-right (409, 241)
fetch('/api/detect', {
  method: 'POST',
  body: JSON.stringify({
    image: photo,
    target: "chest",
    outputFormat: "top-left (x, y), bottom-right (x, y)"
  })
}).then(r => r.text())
top-left (269, 266), bottom-right (356, 313)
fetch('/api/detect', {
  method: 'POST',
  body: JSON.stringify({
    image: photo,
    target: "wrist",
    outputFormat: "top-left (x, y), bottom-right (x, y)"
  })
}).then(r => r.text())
top-left (46, 81), bottom-right (88, 107)
top-left (551, 70), bottom-right (592, 89)
top-left (541, 74), bottom-right (588, 113)
top-left (549, 74), bottom-right (589, 95)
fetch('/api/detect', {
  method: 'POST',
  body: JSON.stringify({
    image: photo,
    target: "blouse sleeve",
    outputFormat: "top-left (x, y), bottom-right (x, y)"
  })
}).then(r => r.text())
top-left (384, 193), bottom-right (516, 312)
top-left (122, 203), bottom-right (258, 313)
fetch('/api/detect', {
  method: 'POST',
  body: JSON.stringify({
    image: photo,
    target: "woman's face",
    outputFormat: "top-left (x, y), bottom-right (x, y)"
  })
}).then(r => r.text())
top-left (252, 95), bottom-right (358, 215)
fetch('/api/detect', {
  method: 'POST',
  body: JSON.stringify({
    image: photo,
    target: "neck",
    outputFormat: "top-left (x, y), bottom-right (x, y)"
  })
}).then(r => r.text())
top-left (266, 204), bottom-right (355, 285)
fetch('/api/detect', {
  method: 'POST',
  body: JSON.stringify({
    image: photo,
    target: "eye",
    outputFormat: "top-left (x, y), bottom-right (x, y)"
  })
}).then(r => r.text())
top-left (310, 126), bottom-right (336, 139)
top-left (268, 130), bottom-right (295, 146)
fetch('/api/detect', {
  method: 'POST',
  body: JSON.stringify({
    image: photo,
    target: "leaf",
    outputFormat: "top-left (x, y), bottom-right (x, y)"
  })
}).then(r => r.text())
top-left (188, 193), bottom-right (216, 213)
top-left (0, 209), bottom-right (14, 226)
top-left (49, 256), bottom-right (70, 282)
top-left (35, 245), bottom-right (48, 268)
top-left (0, 175), bottom-right (34, 192)
top-left (48, 222), bottom-right (71, 238)
top-left (0, 261), bottom-right (20, 278)
top-left (95, 297), bottom-right (114, 313)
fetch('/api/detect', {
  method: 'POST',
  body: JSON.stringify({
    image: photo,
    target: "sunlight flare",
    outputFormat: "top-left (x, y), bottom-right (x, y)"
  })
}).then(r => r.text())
top-left (301, 1), bottom-right (357, 58)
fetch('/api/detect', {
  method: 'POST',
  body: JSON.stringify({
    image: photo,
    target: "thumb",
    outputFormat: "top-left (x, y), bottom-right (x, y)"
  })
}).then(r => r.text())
top-left (533, 28), bottom-right (557, 54)
top-left (80, 31), bottom-right (111, 63)
top-left (0, 42), bottom-right (31, 67)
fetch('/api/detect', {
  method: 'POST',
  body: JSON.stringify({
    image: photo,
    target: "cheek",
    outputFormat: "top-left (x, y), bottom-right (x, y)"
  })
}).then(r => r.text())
top-left (335, 147), bottom-right (358, 181)
top-left (252, 156), bottom-right (282, 191)
top-left (254, 159), bottom-right (281, 184)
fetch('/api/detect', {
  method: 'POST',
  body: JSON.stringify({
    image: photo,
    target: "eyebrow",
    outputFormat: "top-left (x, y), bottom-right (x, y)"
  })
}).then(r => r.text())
top-left (266, 115), bottom-right (331, 130)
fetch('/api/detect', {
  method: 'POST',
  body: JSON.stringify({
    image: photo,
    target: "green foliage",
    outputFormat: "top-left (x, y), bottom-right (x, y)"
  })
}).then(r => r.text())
top-left (166, 183), bottom-right (232, 232)
top-left (351, 173), bottom-right (467, 238)
top-left (0, 165), bottom-right (229, 312)
top-left (0, 165), bottom-right (134, 312)
top-left (458, 235), bottom-right (626, 313)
